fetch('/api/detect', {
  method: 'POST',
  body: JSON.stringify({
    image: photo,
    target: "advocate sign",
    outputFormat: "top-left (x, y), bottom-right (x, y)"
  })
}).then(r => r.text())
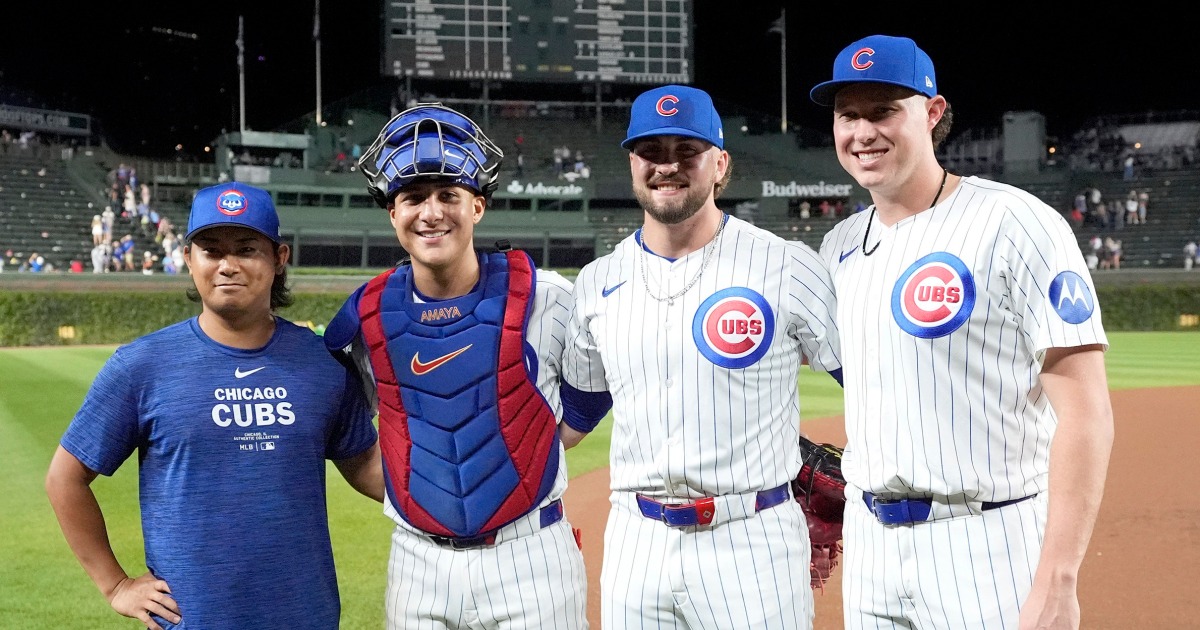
top-left (504, 180), bottom-right (585, 198)
top-left (761, 180), bottom-right (854, 198)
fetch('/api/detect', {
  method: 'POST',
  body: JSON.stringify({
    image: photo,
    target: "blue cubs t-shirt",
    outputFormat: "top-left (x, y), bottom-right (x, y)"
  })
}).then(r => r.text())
top-left (61, 317), bottom-right (377, 630)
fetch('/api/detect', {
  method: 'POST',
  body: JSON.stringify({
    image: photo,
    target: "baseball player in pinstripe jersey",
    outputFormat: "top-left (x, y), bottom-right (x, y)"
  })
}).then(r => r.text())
top-left (324, 104), bottom-right (598, 629)
top-left (810, 35), bottom-right (1114, 629)
top-left (561, 85), bottom-right (844, 629)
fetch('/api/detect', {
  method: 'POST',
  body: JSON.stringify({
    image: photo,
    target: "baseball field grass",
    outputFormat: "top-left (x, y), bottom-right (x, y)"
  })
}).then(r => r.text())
top-left (0, 332), bottom-right (1195, 628)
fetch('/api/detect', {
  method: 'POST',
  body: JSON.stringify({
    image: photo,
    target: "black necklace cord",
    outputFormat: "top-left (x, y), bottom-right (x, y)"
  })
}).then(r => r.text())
top-left (862, 168), bottom-right (949, 257)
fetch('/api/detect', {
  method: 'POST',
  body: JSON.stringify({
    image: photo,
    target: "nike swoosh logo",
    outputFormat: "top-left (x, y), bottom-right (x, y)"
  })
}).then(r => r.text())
top-left (601, 281), bottom-right (626, 297)
top-left (411, 344), bottom-right (473, 376)
top-left (234, 366), bottom-right (266, 378)
top-left (839, 246), bottom-right (859, 263)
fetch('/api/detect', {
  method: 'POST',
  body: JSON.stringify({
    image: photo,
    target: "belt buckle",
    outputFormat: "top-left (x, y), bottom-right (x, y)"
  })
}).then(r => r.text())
top-left (432, 533), bottom-right (495, 549)
top-left (864, 493), bottom-right (931, 525)
top-left (661, 498), bottom-right (715, 527)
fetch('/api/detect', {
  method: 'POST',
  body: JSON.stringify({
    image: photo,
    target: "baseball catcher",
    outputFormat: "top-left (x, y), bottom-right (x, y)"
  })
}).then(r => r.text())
top-left (793, 435), bottom-right (847, 590)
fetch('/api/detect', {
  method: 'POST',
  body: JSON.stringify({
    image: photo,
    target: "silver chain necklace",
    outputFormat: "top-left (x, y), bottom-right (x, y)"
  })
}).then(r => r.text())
top-left (638, 213), bottom-right (726, 306)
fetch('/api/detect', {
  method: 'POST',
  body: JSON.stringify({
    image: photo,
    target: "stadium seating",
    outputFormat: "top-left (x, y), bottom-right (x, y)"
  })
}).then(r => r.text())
top-left (3, 104), bottom-right (1199, 273)
top-left (0, 148), bottom-right (95, 271)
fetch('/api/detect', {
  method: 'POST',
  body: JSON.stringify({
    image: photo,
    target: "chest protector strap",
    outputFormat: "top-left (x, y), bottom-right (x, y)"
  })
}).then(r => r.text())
top-left (358, 251), bottom-right (560, 537)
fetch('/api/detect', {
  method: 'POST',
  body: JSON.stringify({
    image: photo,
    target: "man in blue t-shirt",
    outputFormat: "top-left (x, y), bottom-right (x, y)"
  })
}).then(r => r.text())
top-left (45, 182), bottom-right (383, 630)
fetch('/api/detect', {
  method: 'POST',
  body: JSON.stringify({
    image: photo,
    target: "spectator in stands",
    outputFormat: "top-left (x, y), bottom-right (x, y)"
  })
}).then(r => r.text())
top-left (115, 163), bottom-right (130, 190)
top-left (1138, 189), bottom-right (1150, 224)
top-left (122, 184), bottom-right (137, 220)
top-left (28, 253), bottom-right (44, 273)
top-left (1184, 240), bottom-right (1198, 270)
top-left (1104, 235), bottom-right (1122, 270)
top-left (116, 235), bottom-right (135, 272)
top-left (90, 242), bottom-right (109, 274)
top-left (170, 244), bottom-right (185, 275)
top-left (552, 146), bottom-right (564, 176)
top-left (1091, 201), bottom-right (1110, 231)
top-left (101, 207), bottom-right (115, 245)
top-left (1087, 234), bottom-right (1103, 270)
top-left (157, 216), bottom-right (173, 246)
top-left (1067, 203), bottom-right (1085, 229)
top-left (91, 215), bottom-right (104, 246)
top-left (140, 183), bottom-right (151, 208)
top-left (1124, 190), bottom-right (1139, 226)
top-left (1123, 154), bottom-right (1135, 181)
top-left (142, 251), bottom-right (156, 275)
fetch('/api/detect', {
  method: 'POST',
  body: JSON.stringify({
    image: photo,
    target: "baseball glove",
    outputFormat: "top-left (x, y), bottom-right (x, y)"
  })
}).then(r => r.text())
top-left (792, 435), bottom-right (847, 591)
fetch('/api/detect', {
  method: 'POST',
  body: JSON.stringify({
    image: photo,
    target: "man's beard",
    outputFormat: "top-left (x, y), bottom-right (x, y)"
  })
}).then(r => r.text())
top-left (633, 179), bottom-right (710, 225)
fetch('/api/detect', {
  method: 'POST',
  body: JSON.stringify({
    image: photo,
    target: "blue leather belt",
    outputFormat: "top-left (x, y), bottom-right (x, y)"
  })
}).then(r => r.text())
top-left (428, 499), bottom-right (563, 549)
top-left (862, 492), bottom-right (1037, 526)
top-left (636, 483), bottom-right (791, 527)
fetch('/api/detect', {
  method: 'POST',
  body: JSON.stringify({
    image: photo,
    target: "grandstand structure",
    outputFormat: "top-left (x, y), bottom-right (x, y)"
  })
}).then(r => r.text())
top-left (2, 95), bottom-right (1200, 274)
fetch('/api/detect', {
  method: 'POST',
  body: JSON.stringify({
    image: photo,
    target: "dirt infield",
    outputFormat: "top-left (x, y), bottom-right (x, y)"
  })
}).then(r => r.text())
top-left (562, 385), bottom-right (1198, 629)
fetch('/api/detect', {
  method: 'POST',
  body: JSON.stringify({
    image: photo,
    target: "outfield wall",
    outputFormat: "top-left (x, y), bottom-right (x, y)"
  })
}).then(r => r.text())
top-left (2, 270), bottom-right (1198, 346)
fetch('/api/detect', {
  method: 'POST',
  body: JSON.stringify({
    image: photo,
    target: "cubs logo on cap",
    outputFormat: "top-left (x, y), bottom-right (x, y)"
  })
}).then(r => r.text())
top-left (185, 181), bottom-right (282, 243)
top-left (810, 34), bottom-right (937, 106)
top-left (623, 85), bottom-right (724, 150)
top-left (216, 189), bottom-right (249, 216)
top-left (692, 287), bottom-right (775, 368)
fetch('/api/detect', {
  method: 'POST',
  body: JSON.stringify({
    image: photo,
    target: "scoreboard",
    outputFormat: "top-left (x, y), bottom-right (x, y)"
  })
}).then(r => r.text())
top-left (381, 0), bottom-right (692, 84)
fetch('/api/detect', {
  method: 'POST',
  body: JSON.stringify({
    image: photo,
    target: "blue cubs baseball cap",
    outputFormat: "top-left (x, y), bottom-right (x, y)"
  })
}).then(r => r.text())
top-left (622, 85), bottom-right (724, 150)
top-left (185, 182), bottom-right (281, 243)
top-left (809, 35), bottom-right (937, 106)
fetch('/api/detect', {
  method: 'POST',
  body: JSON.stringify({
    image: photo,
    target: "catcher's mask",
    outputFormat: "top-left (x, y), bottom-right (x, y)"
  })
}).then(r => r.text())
top-left (359, 103), bottom-right (504, 209)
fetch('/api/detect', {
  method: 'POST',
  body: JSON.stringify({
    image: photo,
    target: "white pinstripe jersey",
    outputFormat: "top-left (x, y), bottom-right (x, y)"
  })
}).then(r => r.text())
top-left (564, 215), bottom-right (842, 497)
top-left (818, 176), bottom-right (1108, 502)
top-left (380, 269), bottom-right (577, 533)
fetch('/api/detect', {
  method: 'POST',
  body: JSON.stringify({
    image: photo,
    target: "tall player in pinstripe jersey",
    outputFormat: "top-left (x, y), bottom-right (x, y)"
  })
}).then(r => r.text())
top-left (810, 35), bottom-right (1114, 629)
top-left (561, 85), bottom-right (844, 629)
top-left (324, 104), bottom-right (599, 629)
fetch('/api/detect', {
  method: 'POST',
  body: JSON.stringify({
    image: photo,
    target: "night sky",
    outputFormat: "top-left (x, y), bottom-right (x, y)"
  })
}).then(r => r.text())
top-left (3, 2), bottom-right (1194, 158)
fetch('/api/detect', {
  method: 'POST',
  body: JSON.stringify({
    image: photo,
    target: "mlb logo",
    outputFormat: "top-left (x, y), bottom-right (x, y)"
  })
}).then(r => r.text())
top-left (239, 443), bottom-right (255, 452)
top-left (258, 441), bottom-right (275, 451)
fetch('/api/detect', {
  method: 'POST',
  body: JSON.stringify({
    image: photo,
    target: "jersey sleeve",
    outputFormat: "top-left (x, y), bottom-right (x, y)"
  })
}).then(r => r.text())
top-left (784, 240), bottom-right (843, 373)
top-left (324, 282), bottom-right (379, 411)
top-left (324, 365), bottom-right (379, 461)
top-left (561, 263), bottom-right (609, 393)
top-left (60, 348), bottom-right (142, 475)
top-left (1000, 201), bottom-right (1108, 355)
top-left (531, 269), bottom-right (574, 386)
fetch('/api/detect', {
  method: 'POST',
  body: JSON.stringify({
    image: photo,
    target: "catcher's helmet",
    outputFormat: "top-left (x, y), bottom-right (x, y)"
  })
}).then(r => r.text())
top-left (359, 103), bottom-right (504, 209)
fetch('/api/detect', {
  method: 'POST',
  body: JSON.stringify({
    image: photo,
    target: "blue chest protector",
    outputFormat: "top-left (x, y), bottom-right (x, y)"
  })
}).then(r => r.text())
top-left (354, 251), bottom-right (560, 537)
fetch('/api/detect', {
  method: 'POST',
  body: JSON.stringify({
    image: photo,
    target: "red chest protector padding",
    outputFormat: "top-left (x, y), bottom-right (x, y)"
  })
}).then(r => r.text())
top-left (358, 251), bottom-right (559, 537)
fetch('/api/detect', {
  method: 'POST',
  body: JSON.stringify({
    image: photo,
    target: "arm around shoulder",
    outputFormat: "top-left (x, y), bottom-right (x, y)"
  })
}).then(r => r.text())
top-left (334, 440), bottom-right (385, 502)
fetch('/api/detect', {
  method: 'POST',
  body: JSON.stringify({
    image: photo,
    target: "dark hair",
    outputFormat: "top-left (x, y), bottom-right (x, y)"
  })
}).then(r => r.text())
top-left (932, 102), bottom-right (953, 149)
top-left (715, 154), bottom-right (733, 199)
top-left (185, 244), bottom-right (294, 310)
